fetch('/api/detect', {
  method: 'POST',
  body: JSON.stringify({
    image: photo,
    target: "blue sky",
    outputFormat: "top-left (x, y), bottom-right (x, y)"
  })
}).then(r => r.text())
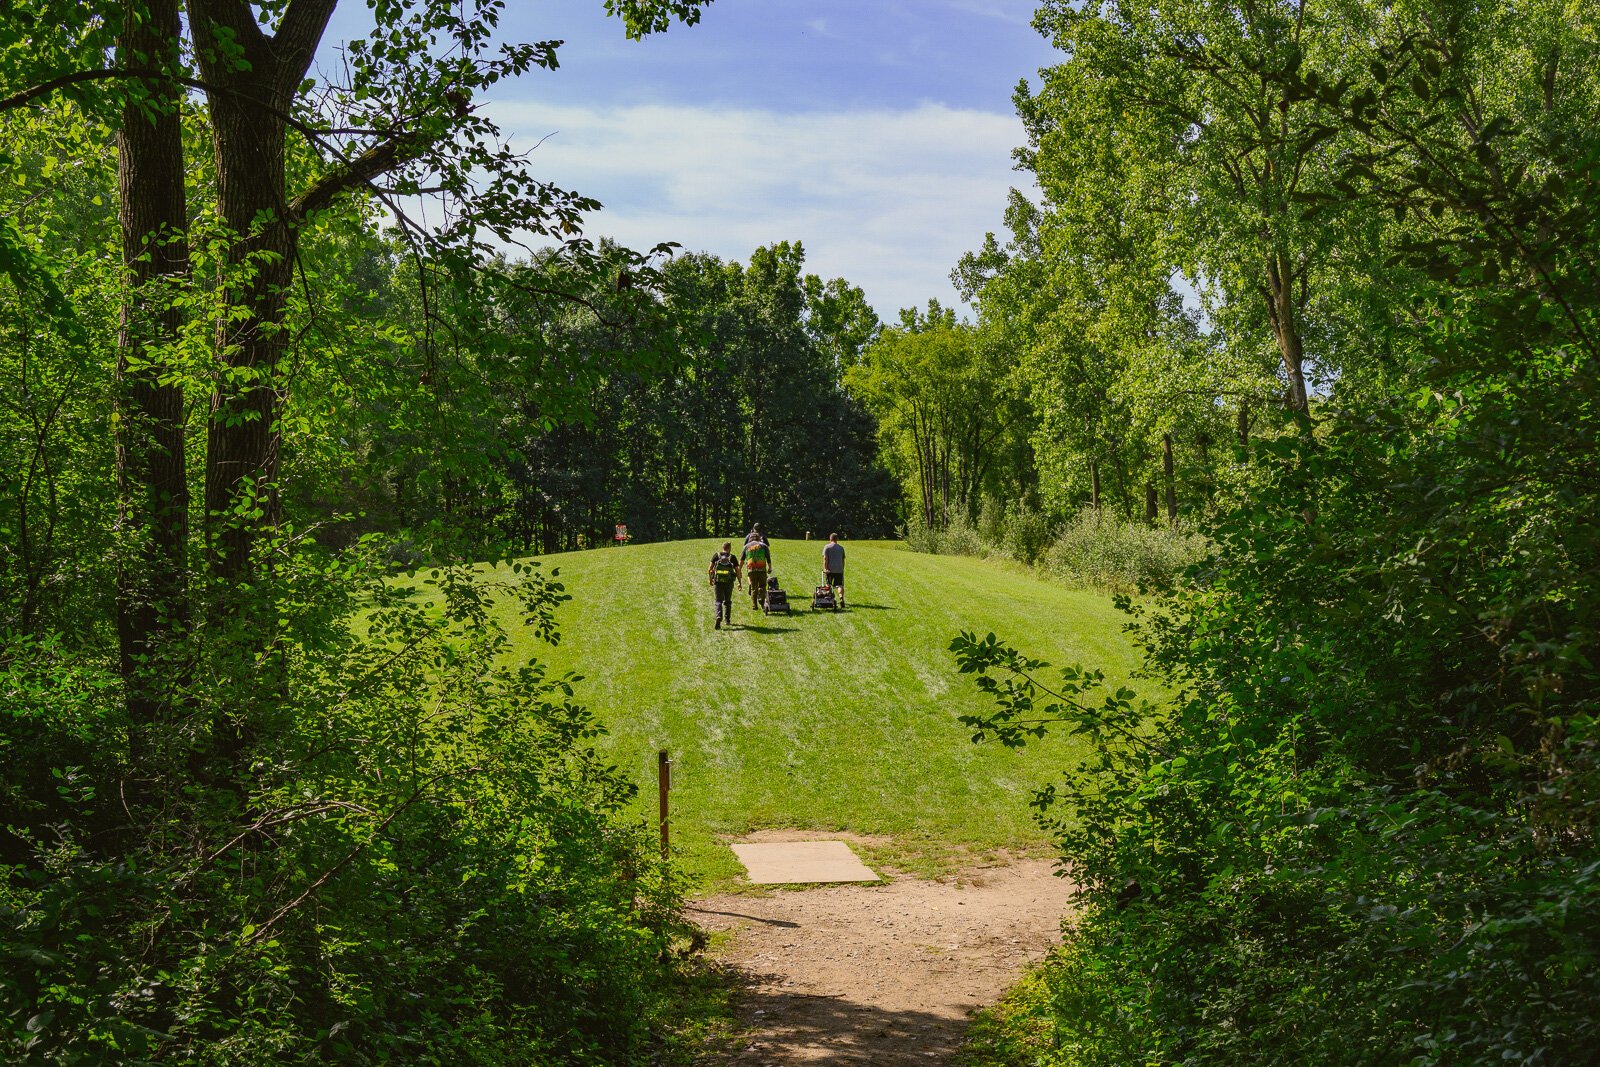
top-left (323, 1), bottom-right (1060, 317)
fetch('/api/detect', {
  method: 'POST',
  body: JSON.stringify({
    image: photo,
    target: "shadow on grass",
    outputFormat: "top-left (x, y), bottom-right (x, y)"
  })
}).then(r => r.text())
top-left (733, 623), bottom-right (799, 635)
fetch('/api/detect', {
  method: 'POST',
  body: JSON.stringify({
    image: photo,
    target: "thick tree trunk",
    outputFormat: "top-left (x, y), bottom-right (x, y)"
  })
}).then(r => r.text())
top-left (1145, 481), bottom-right (1158, 524)
top-left (186, 0), bottom-right (334, 773)
top-left (190, 4), bottom-right (293, 581)
top-left (204, 122), bottom-right (290, 575)
top-left (188, 0), bottom-right (334, 583)
top-left (115, 0), bottom-right (190, 769)
top-left (1162, 432), bottom-right (1176, 526)
top-left (1237, 400), bottom-right (1251, 446)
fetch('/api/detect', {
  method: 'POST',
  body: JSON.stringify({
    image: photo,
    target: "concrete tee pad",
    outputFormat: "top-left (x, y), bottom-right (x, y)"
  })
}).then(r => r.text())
top-left (731, 840), bottom-right (880, 885)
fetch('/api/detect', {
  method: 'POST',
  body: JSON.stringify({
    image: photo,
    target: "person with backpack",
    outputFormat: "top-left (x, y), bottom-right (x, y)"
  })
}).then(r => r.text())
top-left (741, 526), bottom-right (773, 611)
top-left (707, 541), bottom-right (742, 629)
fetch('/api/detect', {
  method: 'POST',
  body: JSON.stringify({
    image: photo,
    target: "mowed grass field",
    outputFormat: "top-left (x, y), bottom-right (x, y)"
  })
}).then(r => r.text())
top-left (483, 539), bottom-right (1144, 887)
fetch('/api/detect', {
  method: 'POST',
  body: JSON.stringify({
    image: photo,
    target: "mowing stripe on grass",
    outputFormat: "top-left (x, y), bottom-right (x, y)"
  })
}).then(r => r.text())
top-left (484, 539), bottom-right (1146, 885)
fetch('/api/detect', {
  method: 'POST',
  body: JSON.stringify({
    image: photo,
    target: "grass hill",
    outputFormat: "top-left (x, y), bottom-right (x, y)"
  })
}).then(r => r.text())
top-left (484, 538), bottom-right (1146, 886)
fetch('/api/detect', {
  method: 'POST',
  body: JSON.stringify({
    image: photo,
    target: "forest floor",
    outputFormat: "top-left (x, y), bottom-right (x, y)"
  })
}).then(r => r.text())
top-left (689, 832), bottom-right (1068, 1065)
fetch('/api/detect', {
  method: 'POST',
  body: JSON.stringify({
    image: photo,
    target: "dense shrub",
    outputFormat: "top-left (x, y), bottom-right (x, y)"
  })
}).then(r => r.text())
top-left (953, 4), bottom-right (1600, 1057)
top-left (901, 512), bottom-right (942, 555)
top-left (937, 515), bottom-right (993, 560)
top-left (1, 544), bottom-right (693, 1064)
top-left (1038, 508), bottom-right (1207, 592)
top-left (902, 512), bottom-right (999, 560)
top-left (976, 496), bottom-right (1009, 547)
top-left (1000, 509), bottom-right (1056, 566)
top-left (959, 376), bottom-right (1600, 1062)
top-left (907, 503), bottom-right (1204, 591)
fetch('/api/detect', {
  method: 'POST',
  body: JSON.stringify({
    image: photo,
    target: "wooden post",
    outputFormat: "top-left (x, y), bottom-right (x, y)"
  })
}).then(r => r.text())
top-left (657, 749), bottom-right (671, 860)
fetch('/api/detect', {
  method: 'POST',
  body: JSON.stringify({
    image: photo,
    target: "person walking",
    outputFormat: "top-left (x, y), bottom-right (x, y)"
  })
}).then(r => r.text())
top-left (708, 541), bottom-right (742, 629)
top-left (821, 532), bottom-right (846, 609)
top-left (741, 527), bottom-right (773, 611)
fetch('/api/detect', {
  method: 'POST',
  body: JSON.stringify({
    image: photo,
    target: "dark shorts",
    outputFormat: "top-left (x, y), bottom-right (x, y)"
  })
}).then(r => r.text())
top-left (825, 571), bottom-right (843, 588)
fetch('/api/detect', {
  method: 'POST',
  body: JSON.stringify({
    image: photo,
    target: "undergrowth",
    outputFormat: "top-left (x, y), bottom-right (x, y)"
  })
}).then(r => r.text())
top-left (904, 504), bottom-right (1207, 593)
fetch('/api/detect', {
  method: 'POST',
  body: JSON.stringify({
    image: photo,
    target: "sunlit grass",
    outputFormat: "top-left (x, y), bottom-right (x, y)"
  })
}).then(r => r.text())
top-left (481, 538), bottom-right (1147, 889)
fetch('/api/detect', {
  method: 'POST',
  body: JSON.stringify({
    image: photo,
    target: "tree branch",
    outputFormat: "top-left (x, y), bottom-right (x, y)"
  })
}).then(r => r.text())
top-left (289, 127), bottom-right (429, 222)
top-left (246, 769), bottom-right (468, 946)
top-left (271, 0), bottom-right (339, 94)
top-left (0, 67), bottom-right (168, 112)
top-left (186, 0), bottom-right (272, 73)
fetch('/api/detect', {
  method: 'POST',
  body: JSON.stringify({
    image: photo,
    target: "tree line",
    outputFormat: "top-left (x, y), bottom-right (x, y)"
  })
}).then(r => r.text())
top-left (947, 0), bottom-right (1600, 1062)
top-left (485, 242), bottom-right (899, 553)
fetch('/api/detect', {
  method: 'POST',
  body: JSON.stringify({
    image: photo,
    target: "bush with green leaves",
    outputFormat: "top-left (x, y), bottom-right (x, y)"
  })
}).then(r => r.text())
top-left (1000, 508), bottom-right (1056, 567)
top-left (906, 501), bottom-right (1203, 591)
top-left (2, 541), bottom-right (693, 1064)
top-left (957, 369), bottom-right (1600, 1062)
top-left (1037, 508), bottom-right (1207, 592)
top-left (902, 511), bottom-right (997, 560)
top-left (952, 0), bottom-right (1600, 1063)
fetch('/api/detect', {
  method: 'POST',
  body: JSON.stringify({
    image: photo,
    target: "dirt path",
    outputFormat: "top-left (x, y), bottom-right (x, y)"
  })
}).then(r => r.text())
top-left (690, 846), bottom-right (1069, 1065)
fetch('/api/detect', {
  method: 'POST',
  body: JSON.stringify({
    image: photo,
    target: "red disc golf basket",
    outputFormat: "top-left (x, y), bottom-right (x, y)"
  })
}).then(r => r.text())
top-left (613, 523), bottom-right (629, 546)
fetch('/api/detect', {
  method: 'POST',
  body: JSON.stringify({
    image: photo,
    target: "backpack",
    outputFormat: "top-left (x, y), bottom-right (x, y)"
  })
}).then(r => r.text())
top-left (744, 542), bottom-right (770, 569)
top-left (711, 554), bottom-right (737, 583)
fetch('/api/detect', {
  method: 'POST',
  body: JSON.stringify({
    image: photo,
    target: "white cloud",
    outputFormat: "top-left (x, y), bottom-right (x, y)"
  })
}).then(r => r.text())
top-left (486, 99), bottom-right (1030, 318)
top-left (938, 0), bottom-right (1035, 26)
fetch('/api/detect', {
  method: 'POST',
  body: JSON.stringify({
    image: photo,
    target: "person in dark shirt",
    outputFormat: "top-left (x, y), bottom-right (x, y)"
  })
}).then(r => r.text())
top-left (708, 542), bottom-right (742, 629)
top-left (821, 533), bottom-right (846, 608)
top-left (743, 523), bottom-right (771, 557)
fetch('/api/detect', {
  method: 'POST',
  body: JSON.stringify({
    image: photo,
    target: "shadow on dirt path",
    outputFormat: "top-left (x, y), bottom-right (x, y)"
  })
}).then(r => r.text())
top-left (691, 851), bottom-right (1068, 1065)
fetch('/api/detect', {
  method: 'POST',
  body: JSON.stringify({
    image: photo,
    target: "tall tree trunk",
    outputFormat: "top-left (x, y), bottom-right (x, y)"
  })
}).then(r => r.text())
top-left (188, 0), bottom-right (334, 772)
top-left (938, 435), bottom-right (951, 528)
top-left (1090, 459), bottom-right (1101, 511)
top-left (1162, 432), bottom-right (1176, 526)
top-left (910, 408), bottom-right (936, 528)
top-left (193, 4), bottom-right (294, 581)
top-left (1265, 252), bottom-right (1310, 420)
top-left (1237, 400), bottom-right (1251, 446)
top-left (1145, 480), bottom-right (1158, 524)
top-left (115, 0), bottom-right (190, 771)
top-left (1112, 453), bottom-right (1130, 517)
